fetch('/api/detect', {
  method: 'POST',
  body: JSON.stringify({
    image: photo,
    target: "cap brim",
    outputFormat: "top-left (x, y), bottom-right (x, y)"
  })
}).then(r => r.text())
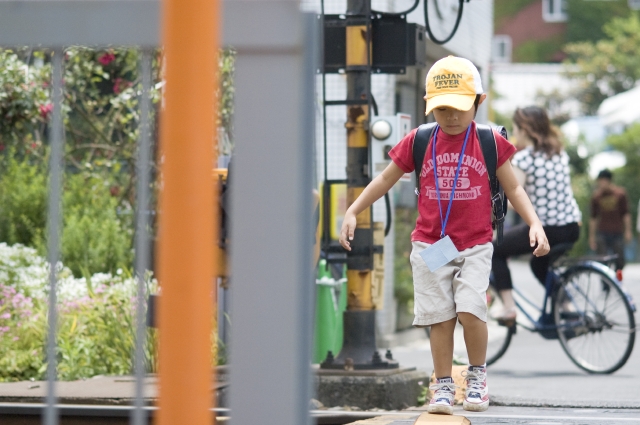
top-left (425, 93), bottom-right (476, 116)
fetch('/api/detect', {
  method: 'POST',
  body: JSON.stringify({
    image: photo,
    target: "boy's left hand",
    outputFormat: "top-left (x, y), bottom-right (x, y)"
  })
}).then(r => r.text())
top-left (530, 222), bottom-right (550, 257)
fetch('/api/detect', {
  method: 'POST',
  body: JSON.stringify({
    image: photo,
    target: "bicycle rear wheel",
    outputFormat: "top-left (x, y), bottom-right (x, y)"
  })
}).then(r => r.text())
top-left (554, 266), bottom-right (635, 374)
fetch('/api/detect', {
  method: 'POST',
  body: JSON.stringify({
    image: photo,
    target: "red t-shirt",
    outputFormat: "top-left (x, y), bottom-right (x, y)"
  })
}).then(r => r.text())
top-left (389, 122), bottom-right (516, 251)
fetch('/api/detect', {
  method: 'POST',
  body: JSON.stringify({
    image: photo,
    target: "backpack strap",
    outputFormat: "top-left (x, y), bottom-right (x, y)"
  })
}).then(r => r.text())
top-left (476, 124), bottom-right (508, 245)
top-left (412, 122), bottom-right (438, 195)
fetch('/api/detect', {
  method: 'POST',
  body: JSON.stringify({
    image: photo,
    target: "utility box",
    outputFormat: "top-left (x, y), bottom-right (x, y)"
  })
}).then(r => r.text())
top-left (370, 113), bottom-right (413, 178)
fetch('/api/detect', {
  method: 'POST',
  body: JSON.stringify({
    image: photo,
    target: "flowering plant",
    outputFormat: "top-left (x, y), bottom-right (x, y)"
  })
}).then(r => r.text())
top-left (0, 243), bottom-right (158, 381)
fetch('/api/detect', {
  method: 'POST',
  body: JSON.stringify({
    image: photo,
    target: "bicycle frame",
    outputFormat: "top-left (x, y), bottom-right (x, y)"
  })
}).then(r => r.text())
top-left (511, 259), bottom-right (636, 339)
top-left (512, 267), bottom-right (560, 339)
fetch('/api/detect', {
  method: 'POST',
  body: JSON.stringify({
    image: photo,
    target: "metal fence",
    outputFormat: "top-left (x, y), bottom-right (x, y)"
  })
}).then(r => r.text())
top-left (0, 1), bottom-right (316, 425)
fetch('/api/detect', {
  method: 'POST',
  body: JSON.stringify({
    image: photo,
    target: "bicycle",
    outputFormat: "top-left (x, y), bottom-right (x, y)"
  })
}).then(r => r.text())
top-left (488, 242), bottom-right (638, 373)
top-left (426, 242), bottom-right (637, 374)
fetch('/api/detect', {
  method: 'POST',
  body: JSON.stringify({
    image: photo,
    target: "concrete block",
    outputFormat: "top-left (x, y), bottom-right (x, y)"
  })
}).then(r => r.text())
top-left (414, 412), bottom-right (470, 424)
top-left (342, 414), bottom-right (418, 424)
top-left (315, 368), bottom-right (429, 410)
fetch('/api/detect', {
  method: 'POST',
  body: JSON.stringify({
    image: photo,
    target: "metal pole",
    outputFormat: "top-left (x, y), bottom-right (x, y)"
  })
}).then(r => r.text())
top-left (44, 47), bottom-right (64, 425)
top-left (226, 2), bottom-right (316, 424)
top-left (131, 48), bottom-right (153, 425)
top-left (157, 0), bottom-right (218, 423)
top-left (319, 0), bottom-right (397, 370)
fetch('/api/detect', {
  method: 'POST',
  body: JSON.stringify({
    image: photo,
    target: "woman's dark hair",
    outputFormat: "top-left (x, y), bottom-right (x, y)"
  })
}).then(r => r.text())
top-left (512, 106), bottom-right (563, 156)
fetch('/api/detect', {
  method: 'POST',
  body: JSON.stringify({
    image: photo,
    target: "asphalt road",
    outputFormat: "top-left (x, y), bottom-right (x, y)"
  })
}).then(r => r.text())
top-left (391, 260), bottom-right (640, 409)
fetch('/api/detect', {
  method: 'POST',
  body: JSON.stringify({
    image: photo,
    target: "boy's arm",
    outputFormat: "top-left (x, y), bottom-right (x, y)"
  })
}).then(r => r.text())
top-left (496, 161), bottom-right (550, 257)
top-left (339, 162), bottom-right (405, 251)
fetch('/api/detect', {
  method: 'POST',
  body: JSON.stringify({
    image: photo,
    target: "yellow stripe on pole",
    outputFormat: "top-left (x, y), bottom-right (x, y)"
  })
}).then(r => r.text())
top-left (158, 0), bottom-right (219, 424)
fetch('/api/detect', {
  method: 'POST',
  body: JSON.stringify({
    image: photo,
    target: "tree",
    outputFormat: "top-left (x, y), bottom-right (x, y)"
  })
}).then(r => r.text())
top-left (607, 124), bottom-right (640, 232)
top-left (564, 13), bottom-right (640, 115)
top-left (565, 0), bottom-right (630, 44)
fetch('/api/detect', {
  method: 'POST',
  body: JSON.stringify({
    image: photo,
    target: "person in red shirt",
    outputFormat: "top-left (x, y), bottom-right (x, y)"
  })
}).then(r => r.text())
top-left (338, 56), bottom-right (549, 415)
top-left (589, 169), bottom-right (632, 274)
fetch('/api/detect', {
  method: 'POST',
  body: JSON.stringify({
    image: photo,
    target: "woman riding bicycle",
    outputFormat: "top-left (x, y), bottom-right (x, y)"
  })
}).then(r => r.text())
top-left (492, 106), bottom-right (582, 320)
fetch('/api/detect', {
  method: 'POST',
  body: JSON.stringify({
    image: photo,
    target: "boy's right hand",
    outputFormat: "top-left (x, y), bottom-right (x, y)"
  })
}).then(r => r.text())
top-left (339, 212), bottom-right (357, 251)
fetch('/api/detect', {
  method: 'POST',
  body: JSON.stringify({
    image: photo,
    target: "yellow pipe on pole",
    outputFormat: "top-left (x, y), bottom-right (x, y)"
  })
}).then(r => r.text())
top-left (157, 0), bottom-right (219, 424)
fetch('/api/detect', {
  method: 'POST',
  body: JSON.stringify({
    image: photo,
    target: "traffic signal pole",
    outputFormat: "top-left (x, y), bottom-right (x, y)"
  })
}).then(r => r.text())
top-left (321, 0), bottom-right (398, 370)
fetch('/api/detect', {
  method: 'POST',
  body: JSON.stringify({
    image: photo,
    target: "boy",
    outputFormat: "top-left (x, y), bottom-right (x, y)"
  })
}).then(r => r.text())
top-left (338, 56), bottom-right (549, 414)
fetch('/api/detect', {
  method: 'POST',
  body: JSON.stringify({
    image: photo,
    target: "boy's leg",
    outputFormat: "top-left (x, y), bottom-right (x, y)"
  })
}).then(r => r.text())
top-left (427, 318), bottom-right (457, 415)
top-left (453, 243), bottom-right (494, 413)
top-left (429, 317), bottom-right (457, 378)
top-left (458, 312), bottom-right (489, 412)
top-left (457, 312), bottom-right (487, 366)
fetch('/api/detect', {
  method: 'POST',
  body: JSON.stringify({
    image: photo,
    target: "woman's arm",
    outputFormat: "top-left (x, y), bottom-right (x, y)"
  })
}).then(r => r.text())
top-left (496, 160), bottom-right (550, 256)
top-left (339, 162), bottom-right (405, 250)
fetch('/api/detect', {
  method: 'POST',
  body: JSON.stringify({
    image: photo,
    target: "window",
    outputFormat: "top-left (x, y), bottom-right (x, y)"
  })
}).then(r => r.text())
top-left (492, 35), bottom-right (512, 63)
top-left (630, 0), bottom-right (640, 11)
top-left (542, 0), bottom-right (567, 23)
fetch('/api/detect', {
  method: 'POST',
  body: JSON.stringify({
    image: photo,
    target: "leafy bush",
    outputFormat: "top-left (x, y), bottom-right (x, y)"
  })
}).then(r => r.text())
top-left (0, 158), bottom-right (132, 277)
top-left (58, 172), bottom-right (133, 277)
top-left (0, 156), bottom-right (47, 247)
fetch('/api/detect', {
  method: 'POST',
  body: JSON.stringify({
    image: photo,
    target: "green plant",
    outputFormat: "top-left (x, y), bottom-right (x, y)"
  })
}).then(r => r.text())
top-left (394, 207), bottom-right (418, 329)
top-left (0, 243), bottom-right (160, 381)
top-left (0, 158), bottom-right (133, 277)
top-left (417, 382), bottom-right (428, 406)
top-left (57, 172), bottom-right (133, 277)
top-left (564, 13), bottom-right (640, 114)
top-left (606, 124), bottom-right (640, 236)
top-left (0, 50), bottom-right (50, 155)
top-left (0, 155), bottom-right (47, 247)
top-left (218, 48), bottom-right (236, 156)
top-left (565, 0), bottom-right (630, 44)
top-left (568, 173), bottom-right (592, 258)
top-left (513, 35), bottom-right (565, 63)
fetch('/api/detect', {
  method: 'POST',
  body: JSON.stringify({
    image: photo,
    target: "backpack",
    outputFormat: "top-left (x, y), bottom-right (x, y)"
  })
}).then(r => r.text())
top-left (412, 123), bottom-right (508, 245)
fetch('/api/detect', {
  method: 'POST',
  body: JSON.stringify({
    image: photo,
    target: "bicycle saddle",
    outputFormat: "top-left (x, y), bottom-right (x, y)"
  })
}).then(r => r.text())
top-left (547, 242), bottom-right (575, 265)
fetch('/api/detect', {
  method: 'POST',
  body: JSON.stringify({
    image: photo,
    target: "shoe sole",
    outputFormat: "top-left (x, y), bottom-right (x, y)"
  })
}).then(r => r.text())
top-left (463, 399), bottom-right (489, 412)
top-left (427, 404), bottom-right (453, 415)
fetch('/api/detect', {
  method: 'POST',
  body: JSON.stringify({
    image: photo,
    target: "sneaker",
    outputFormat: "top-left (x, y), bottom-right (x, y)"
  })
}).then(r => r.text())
top-left (462, 366), bottom-right (489, 412)
top-left (427, 377), bottom-right (456, 415)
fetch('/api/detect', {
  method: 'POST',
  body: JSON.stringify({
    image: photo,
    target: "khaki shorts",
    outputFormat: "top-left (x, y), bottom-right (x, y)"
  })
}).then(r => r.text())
top-left (410, 241), bottom-right (493, 326)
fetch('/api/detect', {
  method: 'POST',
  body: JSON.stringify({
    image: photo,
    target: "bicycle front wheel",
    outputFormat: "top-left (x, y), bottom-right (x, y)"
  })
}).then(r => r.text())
top-left (554, 266), bottom-right (636, 374)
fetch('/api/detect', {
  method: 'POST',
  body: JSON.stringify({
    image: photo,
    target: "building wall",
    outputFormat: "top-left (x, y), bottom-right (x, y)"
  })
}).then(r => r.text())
top-left (494, 0), bottom-right (566, 62)
top-left (490, 62), bottom-right (580, 120)
top-left (496, 0), bottom-right (565, 47)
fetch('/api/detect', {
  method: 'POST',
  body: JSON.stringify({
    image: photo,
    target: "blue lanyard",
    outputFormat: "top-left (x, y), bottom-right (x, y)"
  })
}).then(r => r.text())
top-left (432, 125), bottom-right (472, 238)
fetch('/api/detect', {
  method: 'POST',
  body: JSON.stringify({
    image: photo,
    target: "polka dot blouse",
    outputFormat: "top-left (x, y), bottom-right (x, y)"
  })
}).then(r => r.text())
top-left (511, 148), bottom-right (582, 226)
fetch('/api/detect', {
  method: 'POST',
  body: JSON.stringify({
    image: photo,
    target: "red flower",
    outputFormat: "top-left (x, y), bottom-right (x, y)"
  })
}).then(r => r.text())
top-left (109, 186), bottom-right (121, 197)
top-left (39, 103), bottom-right (53, 119)
top-left (98, 52), bottom-right (116, 66)
top-left (113, 78), bottom-right (133, 94)
top-left (31, 143), bottom-right (37, 149)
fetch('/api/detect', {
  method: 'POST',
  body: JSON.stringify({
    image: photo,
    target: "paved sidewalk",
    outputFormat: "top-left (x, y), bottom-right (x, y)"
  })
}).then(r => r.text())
top-left (391, 260), bottom-right (640, 409)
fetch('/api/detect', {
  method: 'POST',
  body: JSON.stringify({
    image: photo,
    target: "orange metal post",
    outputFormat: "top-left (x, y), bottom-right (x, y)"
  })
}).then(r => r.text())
top-left (157, 0), bottom-right (219, 424)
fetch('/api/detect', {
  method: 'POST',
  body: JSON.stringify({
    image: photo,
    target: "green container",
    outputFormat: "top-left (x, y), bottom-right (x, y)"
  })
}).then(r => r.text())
top-left (313, 260), bottom-right (347, 364)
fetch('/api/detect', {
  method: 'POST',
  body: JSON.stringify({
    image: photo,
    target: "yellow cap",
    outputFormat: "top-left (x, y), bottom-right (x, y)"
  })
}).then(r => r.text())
top-left (424, 56), bottom-right (483, 116)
